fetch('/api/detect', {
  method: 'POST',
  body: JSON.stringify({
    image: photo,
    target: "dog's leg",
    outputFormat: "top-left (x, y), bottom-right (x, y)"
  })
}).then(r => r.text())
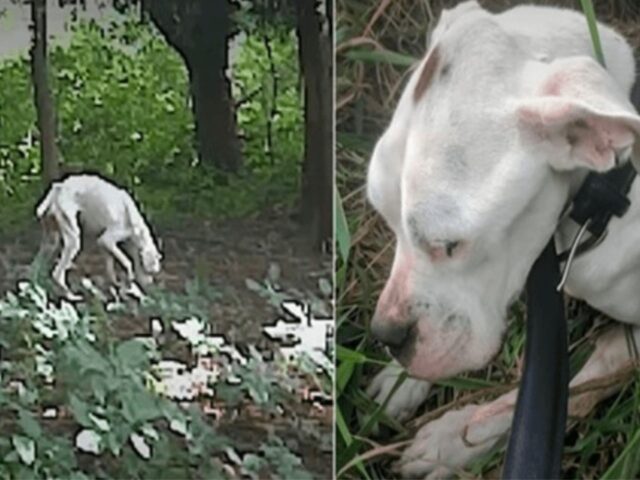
top-left (123, 240), bottom-right (152, 287)
top-left (97, 228), bottom-right (135, 283)
top-left (397, 325), bottom-right (640, 479)
top-left (367, 360), bottom-right (432, 423)
top-left (35, 217), bottom-right (60, 265)
top-left (104, 254), bottom-right (118, 284)
top-left (51, 216), bottom-right (82, 301)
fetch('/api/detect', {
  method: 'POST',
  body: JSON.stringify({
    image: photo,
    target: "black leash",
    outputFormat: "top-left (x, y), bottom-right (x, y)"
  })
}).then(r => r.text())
top-left (503, 240), bottom-right (568, 479)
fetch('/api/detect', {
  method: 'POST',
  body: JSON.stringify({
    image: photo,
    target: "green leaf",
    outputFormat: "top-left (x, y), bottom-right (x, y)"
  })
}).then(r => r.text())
top-left (17, 408), bottom-right (41, 439)
top-left (122, 390), bottom-right (163, 424)
top-left (335, 190), bottom-right (351, 263)
top-left (68, 394), bottom-right (92, 427)
top-left (336, 345), bottom-right (368, 363)
top-left (115, 338), bottom-right (150, 369)
top-left (344, 48), bottom-right (417, 67)
top-left (11, 435), bottom-right (35, 466)
top-left (602, 427), bottom-right (640, 479)
top-left (579, 0), bottom-right (606, 67)
top-left (336, 408), bottom-right (369, 478)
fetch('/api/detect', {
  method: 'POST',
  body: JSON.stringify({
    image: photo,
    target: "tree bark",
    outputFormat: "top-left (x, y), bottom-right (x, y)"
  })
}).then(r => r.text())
top-left (296, 0), bottom-right (333, 249)
top-left (31, 0), bottom-right (60, 187)
top-left (144, 0), bottom-right (242, 173)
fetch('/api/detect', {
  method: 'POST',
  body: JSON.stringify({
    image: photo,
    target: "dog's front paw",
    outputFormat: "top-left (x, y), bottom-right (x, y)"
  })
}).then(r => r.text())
top-left (367, 363), bottom-right (431, 422)
top-left (64, 291), bottom-right (83, 302)
top-left (124, 281), bottom-right (145, 301)
top-left (398, 402), bottom-right (512, 479)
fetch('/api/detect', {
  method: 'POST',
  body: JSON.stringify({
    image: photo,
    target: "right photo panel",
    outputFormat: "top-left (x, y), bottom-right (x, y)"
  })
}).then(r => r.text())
top-left (336, 1), bottom-right (640, 479)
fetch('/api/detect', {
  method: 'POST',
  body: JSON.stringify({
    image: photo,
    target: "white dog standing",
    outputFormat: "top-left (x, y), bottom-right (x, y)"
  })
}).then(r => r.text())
top-left (36, 174), bottom-right (162, 300)
top-left (365, 2), bottom-right (640, 477)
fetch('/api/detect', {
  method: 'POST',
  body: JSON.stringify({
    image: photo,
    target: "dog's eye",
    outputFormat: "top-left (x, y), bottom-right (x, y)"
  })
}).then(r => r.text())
top-left (423, 239), bottom-right (463, 261)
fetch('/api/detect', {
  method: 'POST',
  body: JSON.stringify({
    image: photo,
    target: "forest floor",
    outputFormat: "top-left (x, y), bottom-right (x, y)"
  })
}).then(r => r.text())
top-left (0, 212), bottom-right (333, 478)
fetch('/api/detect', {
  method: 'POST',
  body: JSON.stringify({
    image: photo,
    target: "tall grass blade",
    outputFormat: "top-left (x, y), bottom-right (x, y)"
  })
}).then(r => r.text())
top-left (579, 0), bottom-right (606, 67)
top-left (335, 189), bottom-right (351, 263)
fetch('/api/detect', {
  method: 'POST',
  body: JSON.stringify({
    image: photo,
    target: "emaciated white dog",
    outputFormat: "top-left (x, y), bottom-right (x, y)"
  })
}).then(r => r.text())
top-left (365, 2), bottom-right (640, 477)
top-left (36, 174), bottom-right (162, 300)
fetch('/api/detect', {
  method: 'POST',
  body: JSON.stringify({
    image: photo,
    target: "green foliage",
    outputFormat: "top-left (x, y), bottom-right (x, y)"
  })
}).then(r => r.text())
top-left (0, 278), bottom-right (318, 478)
top-left (0, 282), bottom-right (227, 478)
top-left (0, 15), bottom-right (303, 230)
top-left (233, 26), bottom-right (304, 205)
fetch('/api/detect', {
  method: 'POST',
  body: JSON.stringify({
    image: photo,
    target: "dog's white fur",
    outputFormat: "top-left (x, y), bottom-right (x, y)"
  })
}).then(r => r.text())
top-left (36, 174), bottom-right (162, 299)
top-left (366, 2), bottom-right (640, 477)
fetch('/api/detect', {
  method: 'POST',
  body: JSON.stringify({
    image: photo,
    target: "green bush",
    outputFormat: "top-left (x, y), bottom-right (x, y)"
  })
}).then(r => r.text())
top-left (0, 16), bottom-right (303, 230)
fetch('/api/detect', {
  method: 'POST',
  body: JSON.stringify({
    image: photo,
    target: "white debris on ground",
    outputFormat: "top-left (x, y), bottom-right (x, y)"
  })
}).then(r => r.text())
top-left (150, 296), bottom-right (333, 405)
top-left (129, 432), bottom-right (151, 459)
top-left (76, 429), bottom-right (101, 455)
top-left (42, 408), bottom-right (58, 419)
top-left (152, 356), bottom-right (219, 401)
top-left (263, 299), bottom-right (333, 369)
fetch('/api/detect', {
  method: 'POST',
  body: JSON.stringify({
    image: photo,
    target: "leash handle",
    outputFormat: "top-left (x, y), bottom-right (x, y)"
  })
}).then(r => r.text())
top-left (502, 240), bottom-right (569, 479)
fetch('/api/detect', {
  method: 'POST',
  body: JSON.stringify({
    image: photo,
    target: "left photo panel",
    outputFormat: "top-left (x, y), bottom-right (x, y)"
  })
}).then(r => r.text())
top-left (0, 1), bottom-right (334, 479)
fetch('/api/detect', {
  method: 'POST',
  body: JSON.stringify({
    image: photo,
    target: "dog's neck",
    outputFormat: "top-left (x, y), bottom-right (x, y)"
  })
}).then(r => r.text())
top-left (132, 224), bottom-right (153, 250)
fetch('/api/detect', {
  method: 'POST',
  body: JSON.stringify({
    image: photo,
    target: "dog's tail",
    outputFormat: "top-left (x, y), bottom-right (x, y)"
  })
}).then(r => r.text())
top-left (36, 183), bottom-right (61, 219)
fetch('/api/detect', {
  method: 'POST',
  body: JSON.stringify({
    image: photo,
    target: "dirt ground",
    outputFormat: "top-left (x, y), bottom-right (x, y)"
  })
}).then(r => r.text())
top-left (0, 213), bottom-right (329, 339)
top-left (0, 212), bottom-right (333, 478)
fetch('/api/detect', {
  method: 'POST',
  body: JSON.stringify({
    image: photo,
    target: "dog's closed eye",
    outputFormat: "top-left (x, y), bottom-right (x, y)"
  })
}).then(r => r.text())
top-left (422, 239), bottom-right (464, 261)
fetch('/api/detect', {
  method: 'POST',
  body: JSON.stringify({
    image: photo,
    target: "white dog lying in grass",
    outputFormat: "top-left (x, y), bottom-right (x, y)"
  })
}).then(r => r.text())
top-left (36, 174), bottom-right (162, 300)
top-left (365, 1), bottom-right (640, 477)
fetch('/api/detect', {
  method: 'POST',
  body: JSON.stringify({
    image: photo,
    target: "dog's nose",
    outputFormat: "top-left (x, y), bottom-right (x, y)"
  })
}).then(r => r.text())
top-left (370, 314), bottom-right (411, 348)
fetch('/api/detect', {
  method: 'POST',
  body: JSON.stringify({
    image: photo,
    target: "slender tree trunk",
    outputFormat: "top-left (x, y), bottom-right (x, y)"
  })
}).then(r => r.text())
top-left (296, 0), bottom-right (333, 249)
top-left (145, 0), bottom-right (242, 173)
top-left (30, 0), bottom-right (59, 187)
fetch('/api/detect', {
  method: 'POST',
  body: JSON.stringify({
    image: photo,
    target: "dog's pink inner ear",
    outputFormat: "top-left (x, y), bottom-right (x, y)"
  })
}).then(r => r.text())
top-left (516, 56), bottom-right (640, 171)
top-left (567, 116), bottom-right (635, 169)
top-left (518, 98), bottom-right (640, 171)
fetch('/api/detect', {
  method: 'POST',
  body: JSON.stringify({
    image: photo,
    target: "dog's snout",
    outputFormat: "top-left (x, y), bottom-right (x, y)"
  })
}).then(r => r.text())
top-left (370, 313), bottom-right (411, 348)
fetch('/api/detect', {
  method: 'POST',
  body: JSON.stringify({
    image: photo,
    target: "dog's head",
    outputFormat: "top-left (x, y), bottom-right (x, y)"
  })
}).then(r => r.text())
top-left (134, 226), bottom-right (162, 275)
top-left (368, 2), bottom-right (640, 380)
top-left (140, 243), bottom-right (162, 275)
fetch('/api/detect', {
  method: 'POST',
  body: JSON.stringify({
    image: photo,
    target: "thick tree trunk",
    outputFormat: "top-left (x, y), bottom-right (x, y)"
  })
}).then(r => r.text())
top-left (187, 51), bottom-right (242, 174)
top-left (296, 0), bottom-right (333, 249)
top-left (31, 0), bottom-right (60, 187)
top-left (144, 0), bottom-right (242, 173)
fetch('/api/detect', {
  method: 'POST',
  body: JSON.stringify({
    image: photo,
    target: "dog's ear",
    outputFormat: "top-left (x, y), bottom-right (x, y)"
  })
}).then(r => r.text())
top-left (515, 56), bottom-right (640, 172)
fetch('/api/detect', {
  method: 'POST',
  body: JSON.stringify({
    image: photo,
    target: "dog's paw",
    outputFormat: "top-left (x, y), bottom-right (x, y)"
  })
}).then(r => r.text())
top-left (64, 291), bottom-right (83, 302)
top-left (124, 281), bottom-right (145, 301)
top-left (398, 402), bottom-right (512, 479)
top-left (367, 362), bottom-right (431, 422)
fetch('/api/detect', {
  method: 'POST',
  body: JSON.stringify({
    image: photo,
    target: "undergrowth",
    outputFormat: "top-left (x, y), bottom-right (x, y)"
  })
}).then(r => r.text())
top-left (0, 263), bottom-right (331, 478)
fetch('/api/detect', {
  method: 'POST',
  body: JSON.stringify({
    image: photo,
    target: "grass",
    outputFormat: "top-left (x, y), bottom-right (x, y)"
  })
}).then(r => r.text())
top-left (336, 0), bottom-right (640, 478)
